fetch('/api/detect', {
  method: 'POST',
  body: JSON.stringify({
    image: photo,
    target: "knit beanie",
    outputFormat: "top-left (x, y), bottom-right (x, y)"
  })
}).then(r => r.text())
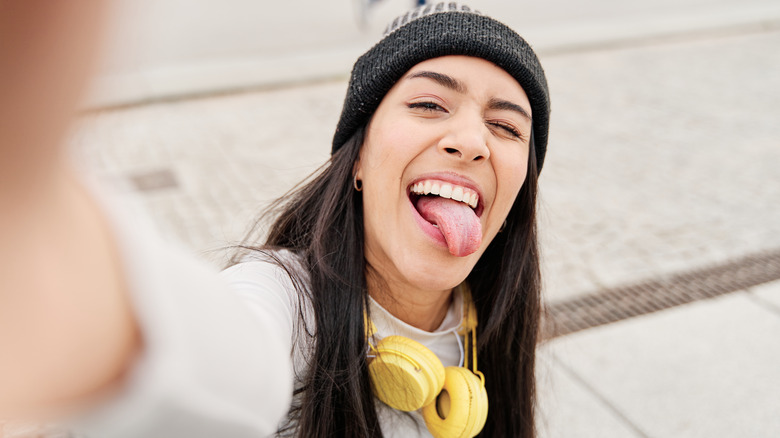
top-left (332, 2), bottom-right (550, 172)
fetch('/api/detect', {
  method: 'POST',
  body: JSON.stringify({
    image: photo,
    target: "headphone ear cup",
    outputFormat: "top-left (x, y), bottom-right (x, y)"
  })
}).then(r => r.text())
top-left (422, 367), bottom-right (489, 438)
top-left (369, 335), bottom-right (446, 412)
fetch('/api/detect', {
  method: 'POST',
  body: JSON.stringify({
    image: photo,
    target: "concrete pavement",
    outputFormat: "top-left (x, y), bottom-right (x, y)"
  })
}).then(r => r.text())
top-left (70, 9), bottom-right (780, 438)
top-left (88, 0), bottom-right (780, 108)
top-left (538, 282), bottom-right (780, 437)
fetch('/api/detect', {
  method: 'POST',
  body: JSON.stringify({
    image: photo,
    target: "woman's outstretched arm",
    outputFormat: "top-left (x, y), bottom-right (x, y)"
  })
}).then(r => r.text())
top-left (0, 0), bottom-right (141, 418)
top-left (0, 2), bottom-right (292, 435)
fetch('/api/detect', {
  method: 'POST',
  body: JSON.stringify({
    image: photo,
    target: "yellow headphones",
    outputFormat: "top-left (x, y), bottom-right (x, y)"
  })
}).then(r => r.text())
top-left (366, 284), bottom-right (488, 438)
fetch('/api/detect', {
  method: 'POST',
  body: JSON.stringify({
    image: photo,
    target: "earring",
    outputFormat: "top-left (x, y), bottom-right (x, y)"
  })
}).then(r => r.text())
top-left (353, 175), bottom-right (363, 192)
top-left (499, 220), bottom-right (507, 232)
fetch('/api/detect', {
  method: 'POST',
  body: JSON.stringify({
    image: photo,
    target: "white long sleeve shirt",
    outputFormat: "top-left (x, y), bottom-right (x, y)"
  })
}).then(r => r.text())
top-left (223, 254), bottom-right (465, 437)
top-left (67, 182), bottom-right (464, 437)
top-left (64, 184), bottom-right (293, 438)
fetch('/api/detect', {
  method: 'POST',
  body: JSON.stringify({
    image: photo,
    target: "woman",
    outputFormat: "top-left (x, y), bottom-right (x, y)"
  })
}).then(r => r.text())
top-left (0, 2), bottom-right (549, 438)
top-left (226, 4), bottom-right (550, 437)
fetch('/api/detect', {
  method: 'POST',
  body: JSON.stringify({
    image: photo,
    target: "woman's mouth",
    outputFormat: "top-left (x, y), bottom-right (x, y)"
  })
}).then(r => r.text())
top-left (410, 180), bottom-right (480, 209)
top-left (408, 179), bottom-right (484, 257)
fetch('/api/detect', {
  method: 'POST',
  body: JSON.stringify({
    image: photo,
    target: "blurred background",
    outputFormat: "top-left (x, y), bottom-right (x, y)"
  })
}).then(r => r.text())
top-left (69, 0), bottom-right (780, 436)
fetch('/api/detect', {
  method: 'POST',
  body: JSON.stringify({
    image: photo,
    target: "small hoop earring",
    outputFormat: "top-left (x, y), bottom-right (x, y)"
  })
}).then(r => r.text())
top-left (353, 175), bottom-right (363, 192)
top-left (499, 220), bottom-right (507, 232)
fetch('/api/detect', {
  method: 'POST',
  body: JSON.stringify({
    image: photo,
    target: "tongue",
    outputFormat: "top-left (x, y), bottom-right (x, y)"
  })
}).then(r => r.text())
top-left (416, 196), bottom-right (482, 257)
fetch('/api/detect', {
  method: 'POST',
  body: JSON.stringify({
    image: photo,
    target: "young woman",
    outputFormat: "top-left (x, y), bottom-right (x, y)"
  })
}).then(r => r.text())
top-left (0, 2), bottom-right (549, 438)
top-left (228, 4), bottom-right (550, 436)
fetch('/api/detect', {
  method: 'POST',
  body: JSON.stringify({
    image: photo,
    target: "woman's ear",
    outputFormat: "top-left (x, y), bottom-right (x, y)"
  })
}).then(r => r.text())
top-left (347, 122), bottom-right (369, 184)
top-left (354, 117), bottom-right (375, 178)
top-left (352, 149), bottom-right (363, 181)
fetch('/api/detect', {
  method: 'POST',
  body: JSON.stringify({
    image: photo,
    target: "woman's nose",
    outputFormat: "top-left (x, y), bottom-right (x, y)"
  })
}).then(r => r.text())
top-left (437, 116), bottom-right (490, 162)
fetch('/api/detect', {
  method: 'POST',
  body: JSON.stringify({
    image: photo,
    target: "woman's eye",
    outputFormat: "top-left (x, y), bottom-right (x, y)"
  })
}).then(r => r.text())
top-left (408, 101), bottom-right (446, 112)
top-left (489, 122), bottom-right (523, 140)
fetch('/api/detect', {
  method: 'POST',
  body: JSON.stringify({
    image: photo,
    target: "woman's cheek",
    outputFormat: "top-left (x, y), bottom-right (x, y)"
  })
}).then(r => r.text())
top-left (495, 161), bottom-right (527, 215)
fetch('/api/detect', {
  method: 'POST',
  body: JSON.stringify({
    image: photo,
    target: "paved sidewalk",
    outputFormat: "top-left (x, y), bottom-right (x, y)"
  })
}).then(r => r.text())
top-left (70, 24), bottom-right (780, 438)
top-left (538, 280), bottom-right (780, 437)
top-left (74, 30), bottom-right (780, 300)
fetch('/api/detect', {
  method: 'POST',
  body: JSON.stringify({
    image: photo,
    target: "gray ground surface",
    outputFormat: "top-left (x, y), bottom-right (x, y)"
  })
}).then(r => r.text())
top-left (73, 29), bottom-right (780, 303)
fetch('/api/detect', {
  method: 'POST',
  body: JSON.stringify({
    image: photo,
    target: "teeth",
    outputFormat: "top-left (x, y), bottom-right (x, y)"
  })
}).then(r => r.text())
top-left (410, 180), bottom-right (479, 210)
top-left (451, 187), bottom-right (463, 202)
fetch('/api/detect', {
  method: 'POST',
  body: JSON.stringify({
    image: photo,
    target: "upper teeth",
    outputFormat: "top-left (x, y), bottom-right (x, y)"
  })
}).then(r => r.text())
top-left (410, 180), bottom-right (479, 209)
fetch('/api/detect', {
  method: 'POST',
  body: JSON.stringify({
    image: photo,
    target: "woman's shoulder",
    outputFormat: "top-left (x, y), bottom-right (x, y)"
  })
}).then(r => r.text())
top-left (222, 248), bottom-right (307, 291)
top-left (220, 248), bottom-right (313, 340)
top-left (223, 248), bottom-right (317, 385)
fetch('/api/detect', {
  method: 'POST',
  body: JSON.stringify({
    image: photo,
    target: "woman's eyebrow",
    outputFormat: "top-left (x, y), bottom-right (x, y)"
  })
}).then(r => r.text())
top-left (488, 97), bottom-right (532, 121)
top-left (407, 72), bottom-right (531, 121)
top-left (407, 71), bottom-right (467, 94)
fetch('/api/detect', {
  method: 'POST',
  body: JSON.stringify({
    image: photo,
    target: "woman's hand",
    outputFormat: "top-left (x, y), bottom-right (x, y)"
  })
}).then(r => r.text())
top-left (0, 175), bottom-right (140, 420)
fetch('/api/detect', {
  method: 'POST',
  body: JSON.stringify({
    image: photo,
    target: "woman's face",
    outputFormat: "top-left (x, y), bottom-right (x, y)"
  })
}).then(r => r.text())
top-left (356, 55), bottom-right (532, 293)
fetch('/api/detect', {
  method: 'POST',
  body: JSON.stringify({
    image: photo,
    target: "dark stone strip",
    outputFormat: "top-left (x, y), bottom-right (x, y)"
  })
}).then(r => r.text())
top-left (542, 248), bottom-right (780, 340)
top-left (129, 168), bottom-right (179, 192)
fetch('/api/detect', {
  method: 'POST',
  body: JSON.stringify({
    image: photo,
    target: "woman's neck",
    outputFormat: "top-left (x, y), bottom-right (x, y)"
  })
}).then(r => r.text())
top-left (367, 273), bottom-right (454, 332)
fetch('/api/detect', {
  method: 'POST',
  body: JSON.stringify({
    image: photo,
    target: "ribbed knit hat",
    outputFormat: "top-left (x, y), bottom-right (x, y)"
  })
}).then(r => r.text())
top-left (332, 2), bottom-right (550, 172)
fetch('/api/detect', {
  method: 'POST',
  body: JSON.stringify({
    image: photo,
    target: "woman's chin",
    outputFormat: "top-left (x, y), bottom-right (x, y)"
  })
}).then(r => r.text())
top-left (398, 256), bottom-right (475, 292)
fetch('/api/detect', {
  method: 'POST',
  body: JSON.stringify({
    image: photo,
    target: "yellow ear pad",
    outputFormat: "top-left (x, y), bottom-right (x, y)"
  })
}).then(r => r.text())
top-left (422, 367), bottom-right (489, 438)
top-left (369, 335), bottom-right (446, 412)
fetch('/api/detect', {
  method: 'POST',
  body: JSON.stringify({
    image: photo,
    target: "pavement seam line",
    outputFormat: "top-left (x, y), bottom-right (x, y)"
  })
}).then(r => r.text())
top-left (549, 352), bottom-right (652, 438)
top-left (745, 289), bottom-right (780, 318)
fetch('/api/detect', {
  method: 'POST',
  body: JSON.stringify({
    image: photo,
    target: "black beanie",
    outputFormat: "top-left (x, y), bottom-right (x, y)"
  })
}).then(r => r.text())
top-left (332, 2), bottom-right (550, 172)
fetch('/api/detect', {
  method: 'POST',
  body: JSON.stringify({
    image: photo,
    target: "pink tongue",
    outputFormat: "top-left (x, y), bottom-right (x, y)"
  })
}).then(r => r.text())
top-left (416, 196), bottom-right (482, 257)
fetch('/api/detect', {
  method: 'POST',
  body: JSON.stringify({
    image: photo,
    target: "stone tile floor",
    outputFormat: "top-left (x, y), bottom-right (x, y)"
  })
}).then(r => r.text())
top-left (539, 283), bottom-right (780, 437)
top-left (71, 30), bottom-right (780, 303)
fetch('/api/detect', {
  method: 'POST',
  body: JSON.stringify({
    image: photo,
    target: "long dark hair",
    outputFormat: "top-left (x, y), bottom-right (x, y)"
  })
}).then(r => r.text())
top-left (232, 126), bottom-right (541, 437)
